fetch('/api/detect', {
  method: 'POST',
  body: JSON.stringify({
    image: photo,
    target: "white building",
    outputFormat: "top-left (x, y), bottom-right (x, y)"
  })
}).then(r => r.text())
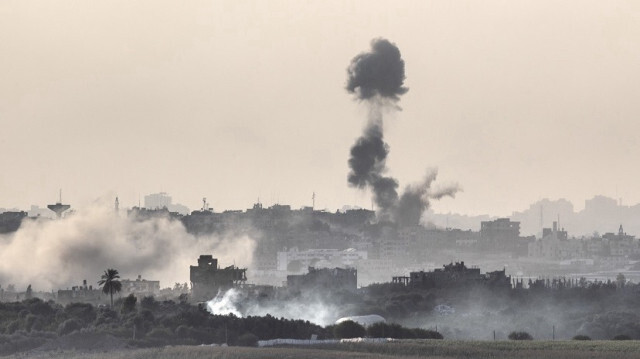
top-left (144, 192), bottom-right (190, 215)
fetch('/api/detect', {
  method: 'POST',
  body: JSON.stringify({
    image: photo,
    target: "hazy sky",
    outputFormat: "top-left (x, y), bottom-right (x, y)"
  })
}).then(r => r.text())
top-left (2, 1), bottom-right (640, 216)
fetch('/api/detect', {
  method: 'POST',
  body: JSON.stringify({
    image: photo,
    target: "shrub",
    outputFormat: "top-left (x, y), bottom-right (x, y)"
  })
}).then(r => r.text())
top-left (366, 322), bottom-right (390, 338)
top-left (24, 314), bottom-right (41, 332)
top-left (140, 296), bottom-right (157, 310)
top-left (333, 320), bottom-right (365, 339)
top-left (122, 294), bottom-right (138, 313)
top-left (64, 302), bottom-right (96, 324)
top-left (236, 332), bottom-right (259, 347)
top-left (146, 327), bottom-right (172, 340)
top-left (573, 335), bottom-right (591, 340)
top-left (366, 322), bottom-right (443, 339)
top-left (5, 320), bottom-right (21, 334)
top-left (413, 328), bottom-right (443, 339)
top-left (613, 334), bottom-right (632, 340)
top-left (58, 318), bottom-right (82, 336)
top-left (175, 325), bottom-right (193, 338)
top-left (508, 331), bottom-right (533, 340)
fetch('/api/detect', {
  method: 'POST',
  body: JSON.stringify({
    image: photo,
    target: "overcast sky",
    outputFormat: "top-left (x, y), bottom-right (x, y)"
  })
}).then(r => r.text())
top-left (1, 1), bottom-right (639, 216)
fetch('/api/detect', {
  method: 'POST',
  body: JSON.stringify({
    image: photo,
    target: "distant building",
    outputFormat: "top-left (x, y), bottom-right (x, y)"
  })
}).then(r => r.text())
top-left (480, 218), bottom-right (520, 244)
top-left (276, 248), bottom-right (367, 272)
top-left (0, 211), bottom-right (27, 233)
top-left (27, 205), bottom-right (52, 218)
top-left (57, 280), bottom-right (104, 305)
top-left (528, 224), bottom-right (640, 262)
top-left (189, 255), bottom-right (247, 302)
top-left (127, 206), bottom-right (184, 221)
top-left (529, 221), bottom-right (578, 260)
top-left (396, 262), bottom-right (511, 289)
top-left (120, 275), bottom-right (160, 296)
top-left (144, 192), bottom-right (190, 215)
top-left (287, 266), bottom-right (357, 292)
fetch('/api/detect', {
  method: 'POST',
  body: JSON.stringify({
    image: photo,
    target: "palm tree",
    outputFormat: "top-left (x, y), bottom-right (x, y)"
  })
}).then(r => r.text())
top-left (98, 268), bottom-right (122, 308)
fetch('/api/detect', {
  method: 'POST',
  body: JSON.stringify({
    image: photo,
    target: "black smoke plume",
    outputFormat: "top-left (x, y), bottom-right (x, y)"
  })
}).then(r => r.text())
top-left (346, 39), bottom-right (460, 225)
top-left (346, 39), bottom-right (407, 221)
top-left (396, 169), bottom-right (461, 227)
top-left (347, 118), bottom-right (398, 220)
top-left (347, 38), bottom-right (408, 101)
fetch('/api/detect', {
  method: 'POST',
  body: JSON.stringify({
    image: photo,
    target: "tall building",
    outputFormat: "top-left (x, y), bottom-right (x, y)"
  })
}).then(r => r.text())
top-left (143, 192), bottom-right (190, 215)
top-left (480, 218), bottom-right (520, 248)
top-left (189, 255), bottom-right (247, 302)
top-left (144, 192), bottom-right (172, 210)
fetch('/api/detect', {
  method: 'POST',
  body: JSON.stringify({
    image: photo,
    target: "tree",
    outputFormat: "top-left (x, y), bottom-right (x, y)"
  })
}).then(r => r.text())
top-left (122, 294), bottom-right (137, 313)
top-left (616, 273), bottom-right (626, 289)
top-left (333, 320), bottom-right (365, 339)
top-left (508, 331), bottom-right (533, 340)
top-left (98, 268), bottom-right (122, 308)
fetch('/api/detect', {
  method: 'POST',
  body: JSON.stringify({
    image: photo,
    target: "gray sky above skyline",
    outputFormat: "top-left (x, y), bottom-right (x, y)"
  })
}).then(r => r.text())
top-left (1, 1), bottom-right (639, 216)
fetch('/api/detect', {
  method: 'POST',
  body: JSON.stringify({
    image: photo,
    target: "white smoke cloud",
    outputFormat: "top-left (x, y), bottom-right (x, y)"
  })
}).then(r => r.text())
top-left (0, 200), bottom-right (256, 291)
top-left (207, 289), bottom-right (243, 317)
top-left (206, 288), bottom-right (341, 326)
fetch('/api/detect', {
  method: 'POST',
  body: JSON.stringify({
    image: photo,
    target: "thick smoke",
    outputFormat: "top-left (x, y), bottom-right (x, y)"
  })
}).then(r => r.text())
top-left (347, 115), bottom-right (399, 220)
top-left (346, 38), bottom-right (408, 101)
top-left (346, 38), bottom-right (459, 225)
top-left (346, 39), bottom-right (406, 221)
top-left (396, 169), bottom-right (461, 227)
top-left (207, 288), bottom-right (342, 326)
top-left (0, 200), bottom-right (255, 291)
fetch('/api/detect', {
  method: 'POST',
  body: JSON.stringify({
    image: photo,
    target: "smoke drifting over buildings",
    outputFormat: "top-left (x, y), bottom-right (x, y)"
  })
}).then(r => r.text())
top-left (0, 201), bottom-right (255, 290)
top-left (346, 38), bottom-right (459, 225)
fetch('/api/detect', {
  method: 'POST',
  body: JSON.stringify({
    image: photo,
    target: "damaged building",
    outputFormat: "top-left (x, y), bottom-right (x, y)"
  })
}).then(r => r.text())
top-left (393, 261), bottom-right (511, 289)
top-left (287, 266), bottom-right (357, 292)
top-left (120, 275), bottom-right (160, 297)
top-left (190, 255), bottom-right (247, 302)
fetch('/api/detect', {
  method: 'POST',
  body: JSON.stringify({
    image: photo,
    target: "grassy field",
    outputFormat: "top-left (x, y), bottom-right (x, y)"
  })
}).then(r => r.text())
top-left (10, 340), bottom-right (640, 359)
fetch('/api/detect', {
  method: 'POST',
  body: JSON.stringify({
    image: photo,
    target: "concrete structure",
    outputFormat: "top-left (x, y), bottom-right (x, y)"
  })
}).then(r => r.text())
top-left (277, 248), bottom-right (367, 272)
top-left (529, 224), bottom-right (640, 263)
top-left (190, 255), bottom-right (247, 302)
top-left (480, 218), bottom-right (520, 245)
top-left (120, 275), bottom-right (160, 296)
top-left (57, 280), bottom-right (104, 305)
top-left (397, 261), bottom-right (511, 289)
top-left (144, 192), bottom-right (190, 215)
top-left (0, 211), bottom-right (27, 233)
top-left (287, 266), bottom-right (357, 292)
top-left (48, 191), bottom-right (70, 219)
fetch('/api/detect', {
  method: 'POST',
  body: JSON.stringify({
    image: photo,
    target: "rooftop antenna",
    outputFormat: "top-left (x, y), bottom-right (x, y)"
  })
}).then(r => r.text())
top-left (202, 197), bottom-right (207, 211)
top-left (312, 192), bottom-right (316, 210)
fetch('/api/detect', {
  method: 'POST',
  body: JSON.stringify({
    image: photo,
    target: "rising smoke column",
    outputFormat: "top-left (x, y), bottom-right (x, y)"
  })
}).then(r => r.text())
top-left (346, 39), bottom-right (460, 225)
top-left (346, 38), bottom-right (407, 220)
top-left (396, 169), bottom-right (460, 227)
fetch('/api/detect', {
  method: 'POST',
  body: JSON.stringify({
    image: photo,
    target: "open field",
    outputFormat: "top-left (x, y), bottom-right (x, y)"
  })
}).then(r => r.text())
top-left (10, 340), bottom-right (640, 359)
